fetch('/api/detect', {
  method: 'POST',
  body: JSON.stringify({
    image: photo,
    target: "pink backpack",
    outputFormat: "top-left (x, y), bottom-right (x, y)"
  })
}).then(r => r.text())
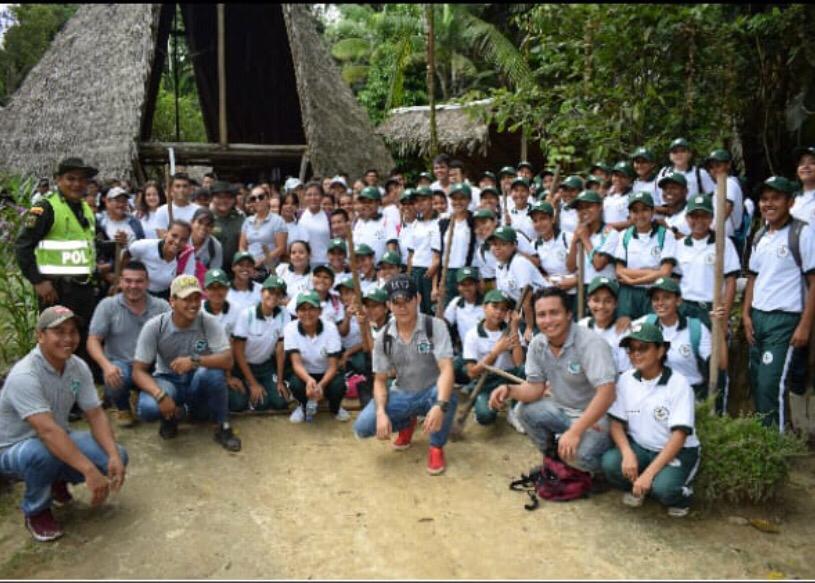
top-left (510, 455), bottom-right (593, 510)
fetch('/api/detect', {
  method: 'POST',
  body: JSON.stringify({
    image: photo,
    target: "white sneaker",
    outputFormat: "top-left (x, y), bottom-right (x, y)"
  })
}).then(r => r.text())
top-left (289, 406), bottom-right (305, 424)
top-left (335, 407), bottom-right (351, 422)
top-left (622, 492), bottom-right (644, 507)
top-left (506, 403), bottom-right (526, 434)
top-left (667, 506), bottom-right (689, 518)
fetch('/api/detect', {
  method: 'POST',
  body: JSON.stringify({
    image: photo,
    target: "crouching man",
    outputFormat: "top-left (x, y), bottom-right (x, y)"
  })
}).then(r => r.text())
top-left (489, 288), bottom-right (616, 475)
top-left (132, 275), bottom-right (241, 452)
top-left (0, 306), bottom-right (128, 542)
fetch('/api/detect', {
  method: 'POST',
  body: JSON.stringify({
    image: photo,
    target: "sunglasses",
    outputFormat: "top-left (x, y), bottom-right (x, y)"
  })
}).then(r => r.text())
top-left (247, 194), bottom-right (267, 203)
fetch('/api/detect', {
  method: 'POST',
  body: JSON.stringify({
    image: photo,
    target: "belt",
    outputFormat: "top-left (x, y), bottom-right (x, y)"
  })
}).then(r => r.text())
top-left (49, 275), bottom-right (92, 286)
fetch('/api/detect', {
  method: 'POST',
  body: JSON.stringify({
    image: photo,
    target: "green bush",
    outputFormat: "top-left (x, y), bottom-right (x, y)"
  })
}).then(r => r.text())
top-left (695, 402), bottom-right (808, 505)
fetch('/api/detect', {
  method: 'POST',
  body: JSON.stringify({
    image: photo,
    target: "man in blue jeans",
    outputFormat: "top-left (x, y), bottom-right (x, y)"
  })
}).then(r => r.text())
top-left (132, 274), bottom-right (241, 452)
top-left (87, 260), bottom-right (170, 427)
top-left (0, 306), bottom-right (128, 542)
top-left (353, 275), bottom-right (458, 475)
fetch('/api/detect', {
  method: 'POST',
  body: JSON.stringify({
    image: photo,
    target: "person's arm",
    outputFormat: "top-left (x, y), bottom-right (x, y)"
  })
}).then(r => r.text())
top-left (792, 272), bottom-right (815, 347)
top-left (426, 249), bottom-right (441, 279)
top-left (489, 380), bottom-right (546, 411)
top-left (230, 338), bottom-right (253, 394)
top-left (275, 341), bottom-right (289, 399)
top-left (337, 307), bottom-right (352, 336)
top-left (722, 276), bottom-right (736, 316)
top-left (742, 274), bottom-right (756, 345)
top-left (422, 357), bottom-right (454, 435)
top-left (289, 352), bottom-right (315, 385)
top-left (558, 382), bottom-right (615, 462)
top-left (467, 334), bottom-right (513, 378)
top-left (84, 405), bottom-right (126, 492)
top-left (633, 429), bottom-right (687, 497)
top-left (86, 335), bottom-right (124, 390)
top-left (266, 230), bottom-right (288, 264)
top-left (373, 371), bottom-right (391, 439)
top-left (318, 356), bottom-right (340, 386)
top-left (629, 262), bottom-right (674, 286)
top-left (238, 230), bottom-right (248, 252)
top-left (609, 419), bottom-right (639, 483)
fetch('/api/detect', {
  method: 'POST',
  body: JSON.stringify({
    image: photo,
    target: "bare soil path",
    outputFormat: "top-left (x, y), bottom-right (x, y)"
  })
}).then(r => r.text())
top-left (1, 413), bottom-right (814, 579)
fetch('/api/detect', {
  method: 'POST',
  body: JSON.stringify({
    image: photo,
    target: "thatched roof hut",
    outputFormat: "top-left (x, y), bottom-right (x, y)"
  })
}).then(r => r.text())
top-left (0, 4), bottom-right (393, 182)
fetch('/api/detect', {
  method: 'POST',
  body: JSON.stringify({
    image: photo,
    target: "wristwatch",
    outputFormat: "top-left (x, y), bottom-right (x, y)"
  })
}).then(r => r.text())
top-left (191, 354), bottom-right (201, 369)
top-left (434, 400), bottom-right (449, 413)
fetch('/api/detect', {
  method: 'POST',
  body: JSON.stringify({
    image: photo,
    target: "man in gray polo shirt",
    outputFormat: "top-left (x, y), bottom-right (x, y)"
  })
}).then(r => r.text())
top-left (87, 260), bottom-right (170, 428)
top-left (353, 275), bottom-right (458, 475)
top-left (0, 306), bottom-right (128, 542)
top-left (489, 287), bottom-right (616, 475)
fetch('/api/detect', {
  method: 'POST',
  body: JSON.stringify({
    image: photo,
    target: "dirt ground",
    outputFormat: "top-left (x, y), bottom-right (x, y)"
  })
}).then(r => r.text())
top-left (1, 409), bottom-right (814, 580)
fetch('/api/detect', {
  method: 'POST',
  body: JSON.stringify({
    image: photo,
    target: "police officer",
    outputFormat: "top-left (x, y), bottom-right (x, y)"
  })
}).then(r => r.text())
top-left (15, 158), bottom-right (99, 367)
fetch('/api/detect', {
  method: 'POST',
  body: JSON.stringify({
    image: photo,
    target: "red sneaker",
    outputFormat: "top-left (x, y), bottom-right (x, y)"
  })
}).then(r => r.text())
top-left (391, 417), bottom-right (417, 450)
top-left (427, 446), bottom-right (446, 475)
top-left (51, 480), bottom-right (73, 507)
top-left (25, 508), bottom-right (64, 542)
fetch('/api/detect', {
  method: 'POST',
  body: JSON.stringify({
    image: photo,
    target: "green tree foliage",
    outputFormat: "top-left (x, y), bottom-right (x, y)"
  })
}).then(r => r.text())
top-left (0, 4), bottom-right (77, 105)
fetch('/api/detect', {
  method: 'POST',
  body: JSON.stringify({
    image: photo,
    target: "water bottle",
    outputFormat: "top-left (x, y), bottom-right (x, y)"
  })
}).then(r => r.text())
top-left (305, 399), bottom-right (318, 422)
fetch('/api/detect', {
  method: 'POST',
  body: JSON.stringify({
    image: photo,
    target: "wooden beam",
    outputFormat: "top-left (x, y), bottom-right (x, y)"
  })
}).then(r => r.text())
top-left (138, 142), bottom-right (308, 166)
top-left (217, 3), bottom-right (227, 146)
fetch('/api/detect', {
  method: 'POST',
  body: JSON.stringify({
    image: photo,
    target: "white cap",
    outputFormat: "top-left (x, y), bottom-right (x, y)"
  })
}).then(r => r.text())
top-left (106, 186), bottom-right (128, 200)
top-left (284, 177), bottom-right (303, 192)
top-left (330, 175), bottom-right (347, 188)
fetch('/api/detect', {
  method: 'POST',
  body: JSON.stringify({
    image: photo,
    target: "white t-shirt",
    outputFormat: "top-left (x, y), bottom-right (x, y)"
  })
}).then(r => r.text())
top-left (283, 319), bottom-right (343, 374)
top-left (578, 317), bottom-right (631, 374)
top-left (226, 282), bottom-right (263, 317)
top-left (613, 225), bottom-right (677, 288)
top-left (791, 190), bottom-right (815, 225)
top-left (353, 214), bottom-right (398, 264)
top-left (636, 316), bottom-right (711, 387)
top-left (443, 296), bottom-right (484, 342)
top-left (127, 239), bottom-right (195, 293)
top-left (298, 208), bottom-right (331, 265)
top-left (382, 205), bottom-right (402, 236)
top-left (103, 216), bottom-right (138, 246)
top-left (535, 231), bottom-right (576, 294)
top-left (581, 226), bottom-right (620, 282)
top-left (633, 176), bottom-right (663, 207)
top-left (462, 322), bottom-right (515, 371)
top-left (609, 367), bottom-right (700, 452)
top-left (445, 216), bottom-right (473, 269)
top-left (203, 301), bottom-right (239, 338)
top-left (495, 252), bottom-right (546, 302)
top-left (399, 221), bottom-right (416, 263)
top-left (675, 234), bottom-right (741, 303)
top-left (139, 211), bottom-right (163, 240)
top-left (508, 205), bottom-right (536, 241)
top-left (664, 207), bottom-right (691, 237)
top-left (232, 304), bottom-right (290, 365)
top-left (715, 177), bottom-right (744, 238)
top-left (558, 205), bottom-right (579, 234)
top-left (409, 218), bottom-right (441, 268)
top-left (340, 314), bottom-right (363, 350)
top-left (155, 202), bottom-right (198, 230)
top-left (603, 192), bottom-right (630, 226)
top-left (275, 264), bottom-right (313, 303)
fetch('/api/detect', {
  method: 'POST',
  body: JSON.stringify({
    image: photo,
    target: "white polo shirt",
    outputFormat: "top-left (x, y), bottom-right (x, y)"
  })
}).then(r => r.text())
top-left (581, 226), bottom-right (620, 282)
top-left (353, 213), bottom-right (398, 264)
top-left (102, 216), bottom-right (138, 246)
top-left (203, 300), bottom-right (239, 338)
top-left (462, 321), bottom-right (515, 370)
top-left (443, 296), bottom-right (484, 342)
top-left (791, 189), bottom-right (815, 225)
top-left (226, 282), bottom-right (263, 317)
top-left (409, 217), bottom-right (441, 268)
top-left (675, 233), bottom-right (741, 303)
top-left (298, 208), bottom-right (331, 265)
top-left (232, 304), bottom-right (290, 364)
top-left (382, 204), bottom-right (402, 234)
top-left (275, 264), bottom-right (313, 302)
top-left (535, 231), bottom-right (577, 295)
top-left (603, 192), bottom-right (630, 226)
top-left (559, 204), bottom-right (579, 234)
top-left (283, 319), bottom-right (343, 374)
top-left (609, 367), bottom-right (700, 452)
top-left (399, 221), bottom-right (416, 263)
top-left (508, 206), bottom-right (536, 241)
top-left (285, 291), bottom-right (344, 325)
top-left (712, 177), bottom-right (744, 238)
top-left (636, 315), bottom-right (711, 387)
top-left (242, 212), bottom-right (287, 262)
top-left (495, 252), bottom-right (546, 302)
top-left (664, 206), bottom-right (691, 237)
top-left (633, 176), bottom-right (663, 207)
top-left (127, 239), bottom-right (195, 293)
top-left (155, 202), bottom-right (198, 230)
top-left (473, 242), bottom-right (496, 279)
top-left (445, 216), bottom-right (473, 269)
top-left (340, 315), bottom-right (363, 350)
top-left (748, 219), bottom-right (815, 313)
top-left (613, 225), bottom-right (677, 287)
top-left (578, 317), bottom-right (631, 374)
top-left (661, 166), bottom-right (715, 198)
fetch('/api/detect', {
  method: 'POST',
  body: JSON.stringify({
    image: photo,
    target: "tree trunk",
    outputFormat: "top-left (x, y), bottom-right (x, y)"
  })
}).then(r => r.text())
top-left (426, 4), bottom-right (438, 158)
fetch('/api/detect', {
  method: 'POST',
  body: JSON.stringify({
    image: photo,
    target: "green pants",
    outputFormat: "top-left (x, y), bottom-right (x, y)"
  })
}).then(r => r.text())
top-left (681, 300), bottom-right (711, 329)
top-left (345, 351), bottom-right (372, 408)
top-left (410, 266), bottom-right (434, 315)
top-left (602, 439), bottom-right (700, 509)
top-left (229, 360), bottom-right (289, 412)
top-left (442, 268), bottom-right (460, 310)
top-left (289, 371), bottom-right (346, 415)
top-left (748, 308), bottom-right (800, 429)
top-left (473, 366), bottom-right (525, 426)
top-left (617, 285), bottom-right (653, 320)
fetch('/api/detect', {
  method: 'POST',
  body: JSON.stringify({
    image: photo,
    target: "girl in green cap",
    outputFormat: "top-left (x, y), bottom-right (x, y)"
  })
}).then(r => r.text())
top-left (657, 138), bottom-right (715, 198)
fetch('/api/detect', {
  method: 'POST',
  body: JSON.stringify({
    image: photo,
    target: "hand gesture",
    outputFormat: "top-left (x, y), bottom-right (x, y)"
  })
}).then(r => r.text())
top-left (493, 333), bottom-right (513, 355)
top-left (791, 322), bottom-right (812, 348)
top-left (103, 364), bottom-right (124, 390)
top-left (169, 356), bottom-right (195, 375)
top-left (277, 380), bottom-right (291, 401)
top-left (621, 450), bottom-right (639, 482)
top-left (523, 326), bottom-right (534, 344)
top-left (557, 427), bottom-right (581, 462)
top-left (108, 455), bottom-right (127, 493)
top-left (488, 384), bottom-right (510, 411)
top-left (34, 280), bottom-right (58, 305)
top-left (375, 410), bottom-right (392, 440)
top-left (84, 467), bottom-right (110, 506)
top-left (248, 381), bottom-right (266, 406)
top-left (710, 305), bottom-right (728, 324)
top-left (632, 472), bottom-right (654, 498)
top-left (422, 404), bottom-right (444, 435)
top-left (743, 315), bottom-right (755, 345)
top-left (158, 394), bottom-right (177, 420)
top-left (113, 230), bottom-right (129, 246)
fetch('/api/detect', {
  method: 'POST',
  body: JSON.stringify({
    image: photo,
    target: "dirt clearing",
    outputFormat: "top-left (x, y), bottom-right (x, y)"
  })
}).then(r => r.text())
top-left (1, 413), bottom-right (814, 579)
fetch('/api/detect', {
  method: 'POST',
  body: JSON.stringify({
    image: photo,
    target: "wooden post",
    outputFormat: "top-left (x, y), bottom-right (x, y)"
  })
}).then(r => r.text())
top-left (217, 3), bottom-right (227, 147)
top-left (164, 164), bottom-right (173, 224)
top-left (708, 173), bottom-right (727, 407)
top-left (298, 150), bottom-right (310, 183)
top-left (346, 228), bottom-right (374, 353)
top-left (426, 4), bottom-right (438, 159)
top-left (520, 130), bottom-right (528, 162)
top-left (436, 218), bottom-right (456, 317)
top-left (577, 241), bottom-right (585, 320)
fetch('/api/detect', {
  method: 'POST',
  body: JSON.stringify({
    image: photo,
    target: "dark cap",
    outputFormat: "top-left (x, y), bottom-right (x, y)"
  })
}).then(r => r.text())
top-left (385, 274), bottom-right (418, 302)
top-left (620, 321), bottom-right (670, 349)
top-left (209, 180), bottom-right (236, 196)
top-left (57, 158), bottom-right (98, 178)
top-left (192, 207), bottom-right (215, 224)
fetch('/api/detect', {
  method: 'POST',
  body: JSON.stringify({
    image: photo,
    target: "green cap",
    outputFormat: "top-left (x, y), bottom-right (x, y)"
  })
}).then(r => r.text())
top-left (354, 243), bottom-right (375, 256)
top-left (528, 201), bottom-right (555, 216)
top-left (561, 175), bottom-right (584, 190)
top-left (760, 175), bottom-right (797, 195)
top-left (793, 145), bottom-right (815, 162)
top-left (449, 182), bottom-right (472, 198)
top-left (669, 137), bottom-right (690, 151)
top-left (295, 291), bottom-right (322, 309)
top-left (480, 171), bottom-right (497, 182)
top-left (312, 264), bottom-right (336, 280)
top-left (620, 321), bottom-right (669, 349)
top-left (414, 186), bottom-right (433, 198)
top-left (631, 147), bottom-right (656, 162)
top-left (400, 188), bottom-right (416, 203)
top-left (539, 168), bottom-right (555, 178)
top-left (359, 186), bottom-right (382, 201)
top-left (232, 251), bottom-right (255, 266)
top-left (706, 149), bottom-right (732, 163)
top-left (473, 208), bottom-right (496, 220)
top-left (517, 160), bottom-right (534, 170)
top-left (657, 171), bottom-right (687, 189)
top-left (487, 225), bottom-right (517, 243)
top-left (378, 250), bottom-right (402, 266)
top-left (328, 238), bottom-right (347, 253)
top-left (261, 274), bottom-right (287, 293)
top-left (686, 194), bottom-right (714, 215)
top-left (418, 171), bottom-right (433, 181)
top-left (612, 161), bottom-right (636, 179)
top-left (204, 268), bottom-right (230, 288)
top-left (456, 266), bottom-right (480, 283)
top-left (499, 166), bottom-right (517, 177)
top-left (585, 174), bottom-right (602, 187)
top-left (647, 276), bottom-right (681, 297)
top-left (362, 287), bottom-right (388, 304)
top-left (511, 177), bottom-right (531, 189)
top-left (567, 189), bottom-right (603, 209)
top-left (628, 191), bottom-right (655, 209)
top-left (484, 289), bottom-right (514, 306)
top-left (590, 162), bottom-right (613, 174)
top-left (587, 275), bottom-right (620, 298)
top-left (479, 186), bottom-right (499, 199)
top-left (335, 277), bottom-right (356, 291)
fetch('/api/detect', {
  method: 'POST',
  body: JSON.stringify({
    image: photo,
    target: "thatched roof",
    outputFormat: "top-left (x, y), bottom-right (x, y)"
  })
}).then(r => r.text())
top-left (376, 99), bottom-right (493, 158)
top-left (0, 4), bottom-right (393, 181)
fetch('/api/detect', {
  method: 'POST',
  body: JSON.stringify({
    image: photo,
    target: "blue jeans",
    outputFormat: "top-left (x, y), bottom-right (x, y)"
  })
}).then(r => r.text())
top-left (0, 431), bottom-right (128, 516)
top-left (105, 359), bottom-right (134, 411)
top-left (353, 385), bottom-right (459, 448)
top-left (517, 397), bottom-right (610, 474)
top-left (137, 368), bottom-right (229, 425)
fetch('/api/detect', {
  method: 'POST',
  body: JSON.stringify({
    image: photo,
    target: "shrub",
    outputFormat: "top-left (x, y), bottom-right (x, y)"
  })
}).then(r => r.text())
top-left (695, 402), bottom-right (808, 505)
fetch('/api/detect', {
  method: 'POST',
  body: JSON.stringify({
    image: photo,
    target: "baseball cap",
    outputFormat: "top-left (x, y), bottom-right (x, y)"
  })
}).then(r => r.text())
top-left (528, 201), bottom-right (555, 216)
top-left (330, 175), bottom-right (348, 188)
top-left (669, 137), bottom-right (690, 151)
top-left (517, 160), bottom-right (534, 170)
top-left (612, 161), bottom-right (636, 179)
top-left (413, 186), bottom-right (433, 198)
top-left (57, 157), bottom-right (98, 178)
top-left (204, 268), bottom-right (230, 288)
top-left (487, 225), bottom-right (518, 244)
top-left (262, 275), bottom-right (287, 293)
top-left (335, 277), bottom-right (356, 291)
top-left (363, 287), bottom-right (388, 304)
top-left (620, 321), bottom-right (669, 349)
top-left (105, 186), bottom-right (129, 200)
top-left (627, 191), bottom-right (655, 209)
top-left (456, 266), bottom-right (480, 283)
top-left (567, 189), bottom-right (603, 209)
top-left (418, 171), bottom-right (433, 182)
top-left (313, 264), bottom-right (336, 280)
top-left (587, 276), bottom-right (620, 298)
top-left (511, 177), bottom-right (531, 189)
top-left (328, 238), bottom-right (347, 253)
top-left (631, 147), bottom-right (656, 162)
top-left (484, 289), bottom-right (514, 306)
top-left (590, 162), bottom-right (613, 174)
top-left (192, 207), bottom-right (216, 224)
top-left (499, 166), bottom-right (517, 177)
top-left (359, 186), bottom-right (382, 201)
top-left (449, 182), bottom-right (472, 198)
top-left (36, 305), bottom-right (79, 331)
top-left (170, 274), bottom-right (203, 299)
top-left (232, 251), bottom-right (255, 266)
top-left (295, 291), bottom-right (322, 309)
top-left (479, 186), bottom-right (499, 199)
top-left (473, 208), bottom-right (496, 220)
top-left (284, 177), bottom-right (303, 192)
top-left (385, 274), bottom-right (418, 302)
top-left (354, 243), bottom-right (375, 257)
top-left (706, 149), bottom-right (732, 163)
top-left (209, 180), bottom-right (236, 195)
top-left (657, 172), bottom-right (688, 189)
top-left (647, 277), bottom-right (681, 297)
top-left (400, 188), bottom-right (416, 203)
top-left (686, 194), bottom-right (714, 215)
top-left (480, 171), bottom-right (497, 182)
top-left (760, 175), bottom-right (797, 195)
top-left (378, 250), bottom-right (402, 266)
top-left (561, 175), bottom-right (584, 190)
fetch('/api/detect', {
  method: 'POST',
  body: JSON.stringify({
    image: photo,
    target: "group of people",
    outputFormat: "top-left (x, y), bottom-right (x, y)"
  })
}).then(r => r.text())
top-left (2, 139), bottom-right (814, 542)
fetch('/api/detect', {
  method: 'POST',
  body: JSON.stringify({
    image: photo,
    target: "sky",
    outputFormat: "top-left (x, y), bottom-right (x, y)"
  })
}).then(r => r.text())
top-left (0, 4), bottom-right (11, 45)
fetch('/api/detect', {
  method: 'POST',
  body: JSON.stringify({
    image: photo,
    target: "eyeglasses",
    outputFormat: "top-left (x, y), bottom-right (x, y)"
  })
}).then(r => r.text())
top-left (247, 194), bottom-right (267, 203)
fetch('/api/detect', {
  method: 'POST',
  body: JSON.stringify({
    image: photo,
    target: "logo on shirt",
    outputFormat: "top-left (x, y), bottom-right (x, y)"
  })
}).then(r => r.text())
top-left (777, 245), bottom-right (789, 258)
top-left (193, 339), bottom-right (209, 354)
top-left (678, 344), bottom-right (692, 358)
top-left (762, 351), bottom-right (774, 365)
top-left (320, 347), bottom-right (328, 357)
top-left (69, 379), bottom-right (81, 396)
top-left (653, 406), bottom-right (669, 422)
top-left (417, 339), bottom-right (434, 354)
top-left (567, 361), bottom-right (582, 375)
top-left (650, 246), bottom-right (662, 258)
top-left (556, 249), bottom-right (567, 261)
top-left (375, 229), bottom-right (385, 240)
top-left (704, 253), bottom-right (715, 265)
top-left (505, 277), bottom-right (518, 290)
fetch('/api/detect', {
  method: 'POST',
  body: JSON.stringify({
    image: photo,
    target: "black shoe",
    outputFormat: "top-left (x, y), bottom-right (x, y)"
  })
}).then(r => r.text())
top-left (159, 417), bottom-right (178, 440)
top-left (214, 424), bottom-right (241, 452)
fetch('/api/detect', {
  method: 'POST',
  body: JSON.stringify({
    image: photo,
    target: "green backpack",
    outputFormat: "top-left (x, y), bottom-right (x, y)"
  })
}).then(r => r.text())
top-left (644, 313), bottom-right (707, 385)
